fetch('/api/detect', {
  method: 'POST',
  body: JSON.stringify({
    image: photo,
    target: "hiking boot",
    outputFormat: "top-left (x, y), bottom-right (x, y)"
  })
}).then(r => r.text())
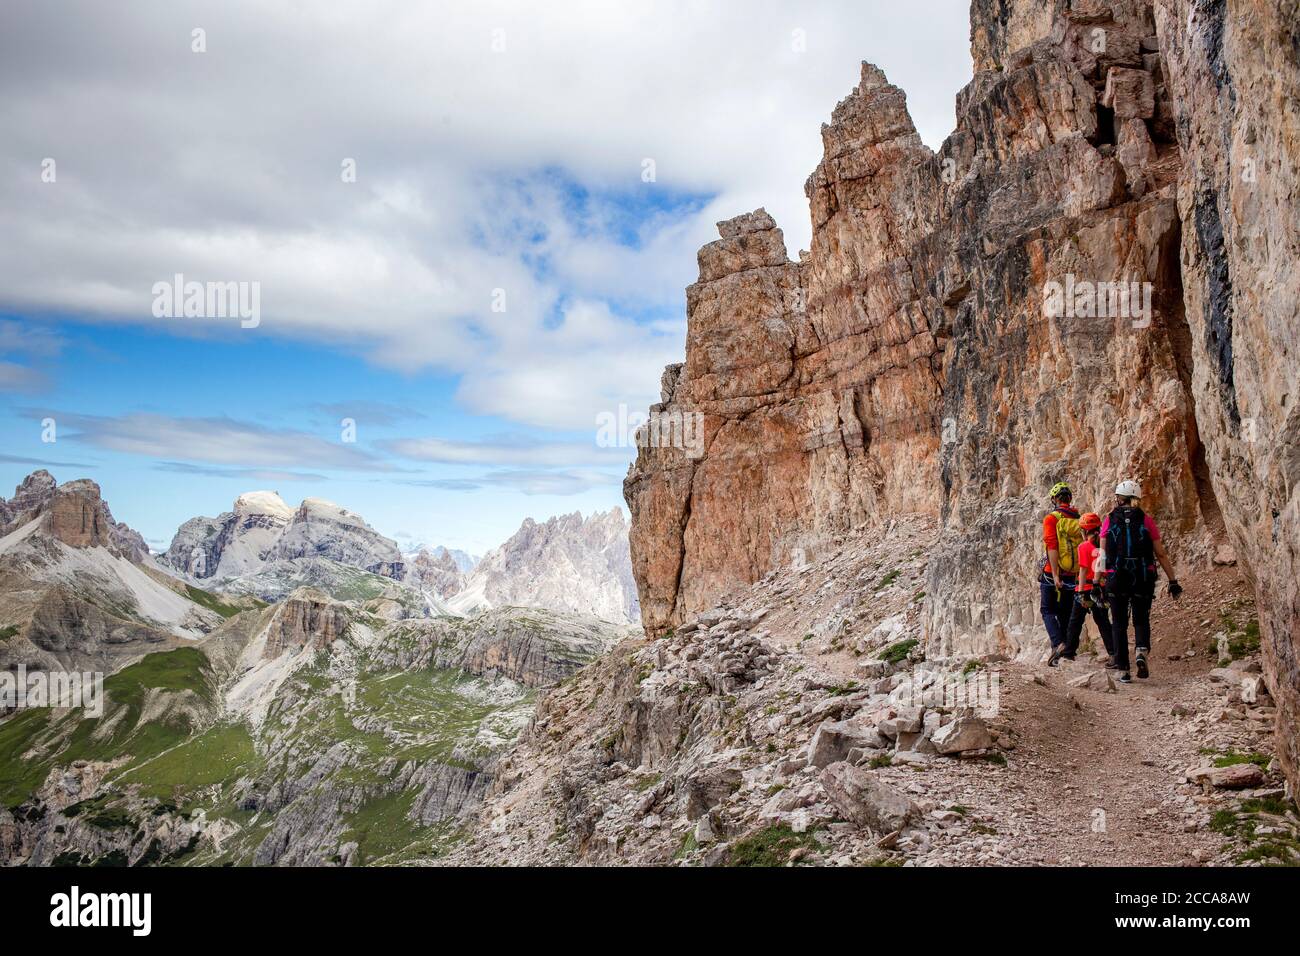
top-left (1135, 652), bottom-right (1149, 679)
top-left (1048, 645), bottom-right (1066, 667)
top-left (1103, 657), bottom-right (1119, 669)
top-left (1118, 671), bottom-right (1133, 684)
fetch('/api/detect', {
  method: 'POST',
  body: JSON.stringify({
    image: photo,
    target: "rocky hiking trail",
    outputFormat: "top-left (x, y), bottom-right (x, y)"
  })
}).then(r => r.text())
top-left (944, 572), bottom-right (1264, 866)
top-left (451, 519), bottom-right (1295, 867)
top-left (754, 549), bottom-right (1282, 866)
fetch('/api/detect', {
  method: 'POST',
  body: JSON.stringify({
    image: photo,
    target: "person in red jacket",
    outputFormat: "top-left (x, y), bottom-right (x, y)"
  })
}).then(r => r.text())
top-left (1063, 513), bottom-right (1116, 664)
top-left (1042, 482), bottom-right (1081, 665)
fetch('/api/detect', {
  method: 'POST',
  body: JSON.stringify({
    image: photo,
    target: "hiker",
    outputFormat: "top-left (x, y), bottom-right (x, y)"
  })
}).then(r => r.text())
top-left (1042, 482), bottom-right (1084, 667)
top-left (1099, 479), bottom-right (1183, 683)
top-left (1062, 513), bottom-right (1116, 665)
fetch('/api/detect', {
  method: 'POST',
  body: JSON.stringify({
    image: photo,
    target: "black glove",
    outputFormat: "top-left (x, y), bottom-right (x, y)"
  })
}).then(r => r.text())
top-left (1167, 579), bottom-right (1183, 599)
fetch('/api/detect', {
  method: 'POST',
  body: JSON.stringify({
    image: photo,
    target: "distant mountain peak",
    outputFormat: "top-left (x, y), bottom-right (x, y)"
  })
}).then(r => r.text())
top-left (233, 490), bottom-right (293, 519)
top-left (446, 509), bottom-right (638, 624)
top-left (163, 489), bottom-right (407, 601)
top-left (1, 469), bottom-right (148, 561)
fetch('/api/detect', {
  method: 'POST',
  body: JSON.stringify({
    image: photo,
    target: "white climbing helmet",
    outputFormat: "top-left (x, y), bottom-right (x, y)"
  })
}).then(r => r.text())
top-left (1115, 479), bottom-right (1143, 499)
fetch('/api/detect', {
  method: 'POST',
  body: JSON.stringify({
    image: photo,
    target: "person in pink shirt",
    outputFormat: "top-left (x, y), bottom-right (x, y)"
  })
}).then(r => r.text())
top-left (1099, 480), bottom-right (1182, 683)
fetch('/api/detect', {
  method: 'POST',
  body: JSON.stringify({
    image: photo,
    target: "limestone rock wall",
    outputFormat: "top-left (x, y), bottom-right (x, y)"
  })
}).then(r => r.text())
top-left (1, 471), bottom-right (148, 560)
top-left (925, 0), bottom-right (1222, 659)
top-left (625, 70), bottom-right (945, 634)
top-left (627, 0), bottom-right (1217, 644)
top-left (454, 509), bottom-right (639, 624)
top-left (1155, 0), bottom-right (1300, 790)
top-left (262, 589), bottom-right (350, 658)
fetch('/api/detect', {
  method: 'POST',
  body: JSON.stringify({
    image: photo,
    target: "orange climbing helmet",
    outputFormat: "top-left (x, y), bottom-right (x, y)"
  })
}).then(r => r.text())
top-left (1080, 512), bottom-right (1102, 532)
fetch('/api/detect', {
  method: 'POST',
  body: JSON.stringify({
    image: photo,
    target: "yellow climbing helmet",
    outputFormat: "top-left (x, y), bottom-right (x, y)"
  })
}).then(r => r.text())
top-left (1049, 481), bottom-right (1073, 500)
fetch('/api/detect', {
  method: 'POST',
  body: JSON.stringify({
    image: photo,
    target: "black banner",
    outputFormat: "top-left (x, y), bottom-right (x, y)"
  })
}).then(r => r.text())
top-left (0, 866), bottom-right (1280, 943)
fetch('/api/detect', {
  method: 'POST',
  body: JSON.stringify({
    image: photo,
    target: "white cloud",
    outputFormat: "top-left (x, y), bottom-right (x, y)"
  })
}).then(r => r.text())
top-left (0, 452), bottom-right (97, 470)
top-left (27, 410), bottom-right (395, 472)
top-left (0, 319), bottom-right (63, 358)
top-left (154, 462), bottom-right (327, 482)
top-left (385, 432), bottom-right (629, 468)
top-left (0, 319), bottom-right (63, 392)
top-left (311, 401), bottom-right (426, 427)
top-left (456, 299), bottom-right (685, 430)
top-left (0, 361), bottom-right (46, 392)
top-left (0, 0), bottom-right (972, 430)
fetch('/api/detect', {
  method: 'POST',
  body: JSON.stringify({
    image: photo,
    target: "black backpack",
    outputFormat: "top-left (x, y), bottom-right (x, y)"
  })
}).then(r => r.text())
top-left (1105, 506), bottom-right (1156, 595)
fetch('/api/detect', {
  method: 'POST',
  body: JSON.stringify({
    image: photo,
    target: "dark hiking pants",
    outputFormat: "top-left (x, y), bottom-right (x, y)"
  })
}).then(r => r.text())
top-left (1109, 591), bottom-right (1153, 672)
top-left (1040, 576), bottom-right (1077, 650)
top-left (1065, 593), bottom-right (1114, 659)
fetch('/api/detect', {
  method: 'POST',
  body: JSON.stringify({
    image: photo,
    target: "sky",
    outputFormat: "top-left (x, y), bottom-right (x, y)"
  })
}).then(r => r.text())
top-left (0, 0), bottom-right (971, 554)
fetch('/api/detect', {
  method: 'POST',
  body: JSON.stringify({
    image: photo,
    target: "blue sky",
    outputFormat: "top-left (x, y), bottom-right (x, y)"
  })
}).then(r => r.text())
top-left (0, 315), bottom-right (648, 553)
top-left (0, 0), bottom-right (970, 554)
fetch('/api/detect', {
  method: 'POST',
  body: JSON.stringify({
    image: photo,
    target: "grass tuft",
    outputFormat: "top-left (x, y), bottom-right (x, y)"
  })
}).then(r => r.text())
top-left (727, 824), bottom-right (820, 867)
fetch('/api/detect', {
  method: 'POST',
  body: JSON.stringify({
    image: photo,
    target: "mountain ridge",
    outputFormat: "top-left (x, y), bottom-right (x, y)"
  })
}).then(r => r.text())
top-left (0, 472), bottom-right (641, 866)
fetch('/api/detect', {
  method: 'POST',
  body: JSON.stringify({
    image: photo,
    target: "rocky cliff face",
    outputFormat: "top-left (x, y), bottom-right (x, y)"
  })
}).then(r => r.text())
top-left (923, 0), bottom-right (1218, 660)
top-left (0, 472), bottom-right (221, 674)
top-left (627, 0), bottom-right (1299, 792)
top-left (449, 510), bottom-right (640, 624)
top-left (261, 588), bottom-right (351, 658)
top-left (0, 470), bottom-right (56, 528)
top-left (164, 490), bottom-right (294, 579)
top-left (1, 471), bottom-right (148, 561)
top-left (270, 498), bottom-right (405, 578)
top-left (376, 607), bottom-right (636, 688)
top-left (1153, 0), bottom-right (1300, 792)
top-left (433, 546), bottom-right (479, 574)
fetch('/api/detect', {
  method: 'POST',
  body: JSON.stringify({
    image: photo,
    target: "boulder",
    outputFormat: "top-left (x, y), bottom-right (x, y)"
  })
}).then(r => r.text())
top-left (1067, 670), bottom-right (1118, 693)
top-left (1208, 764), bottom-right (1266, 789)
top-left (1211, 544), bottom-right (1237, 567)
top-left (1239, 676), bottom-right (1270, 706)
top-left (931, 716), bottom-right (997, 755)
top-left (807, 718), bottom-right (887, 768)
top-left (1187, 763), bottom-right (1266, 789)
top-left (877, 706), bottom-right (924, 739)
top-left (895, 730), bottom-right (937, 755)
top-left (819, 762), bottom-right (918, 833)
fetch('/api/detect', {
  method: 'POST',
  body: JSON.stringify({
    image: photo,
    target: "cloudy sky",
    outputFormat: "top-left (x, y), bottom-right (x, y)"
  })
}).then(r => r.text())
top-left (0, 0), bottom-right (970, 553)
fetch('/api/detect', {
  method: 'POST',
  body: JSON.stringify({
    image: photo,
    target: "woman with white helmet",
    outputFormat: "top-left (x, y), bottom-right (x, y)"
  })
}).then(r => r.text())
top-left (1098, 479), bottom-right (1183, 683)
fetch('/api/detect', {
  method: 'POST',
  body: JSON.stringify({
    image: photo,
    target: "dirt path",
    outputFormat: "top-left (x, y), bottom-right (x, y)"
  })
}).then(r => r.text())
top-left (919, 567), bottom-right (1271, 866)
top-left (999, 654), bottom-right (1219, 865)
